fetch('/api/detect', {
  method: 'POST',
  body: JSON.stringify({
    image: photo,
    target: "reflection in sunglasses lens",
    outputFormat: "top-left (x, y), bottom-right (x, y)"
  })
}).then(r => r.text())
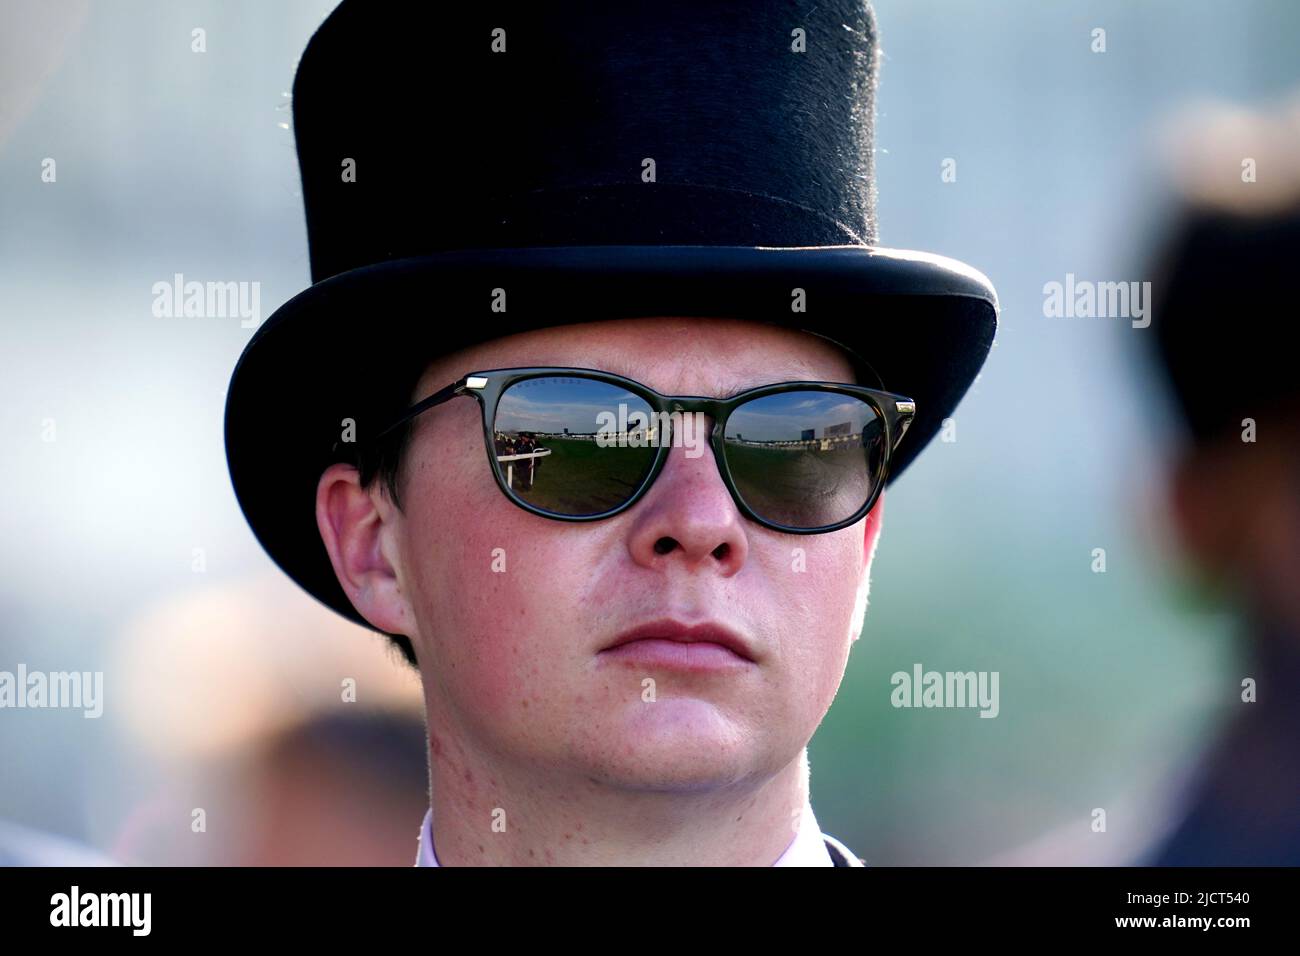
top-left (494, 377), bottom-right (659, 516)
top-left (723, 391), bottom-right (884, 528)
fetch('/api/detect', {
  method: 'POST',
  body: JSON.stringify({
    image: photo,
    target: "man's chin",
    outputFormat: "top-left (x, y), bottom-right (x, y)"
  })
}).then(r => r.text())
top-left (577, 697), bottom-right (769, 790)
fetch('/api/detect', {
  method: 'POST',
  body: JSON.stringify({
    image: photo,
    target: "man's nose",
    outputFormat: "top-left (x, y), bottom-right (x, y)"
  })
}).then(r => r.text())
top-left (624, 425), bottom-right (748, 575)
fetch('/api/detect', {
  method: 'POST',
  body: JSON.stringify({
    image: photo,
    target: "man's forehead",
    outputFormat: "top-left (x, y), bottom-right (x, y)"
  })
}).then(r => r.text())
top-left (417, 317), bottom-right (859, 395)
top-left (592, 356), bottom-right (854, 394)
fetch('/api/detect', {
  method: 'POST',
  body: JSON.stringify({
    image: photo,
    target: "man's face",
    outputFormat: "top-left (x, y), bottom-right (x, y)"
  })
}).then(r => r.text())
top-left (327, 316), bottom-right (883, 792)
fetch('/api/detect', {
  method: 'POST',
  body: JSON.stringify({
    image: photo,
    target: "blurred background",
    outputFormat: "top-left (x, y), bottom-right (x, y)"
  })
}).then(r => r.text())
top-left (2, 0), bottom-right (1298, 865)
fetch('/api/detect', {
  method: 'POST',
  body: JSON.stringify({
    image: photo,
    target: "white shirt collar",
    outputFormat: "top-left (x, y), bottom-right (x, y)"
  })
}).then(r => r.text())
top-left (414, 798), bottom-right (834, 866)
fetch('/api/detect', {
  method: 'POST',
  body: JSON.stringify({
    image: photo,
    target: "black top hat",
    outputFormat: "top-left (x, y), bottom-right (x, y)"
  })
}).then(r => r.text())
top-left (224, 0), bottom-right (999, 652)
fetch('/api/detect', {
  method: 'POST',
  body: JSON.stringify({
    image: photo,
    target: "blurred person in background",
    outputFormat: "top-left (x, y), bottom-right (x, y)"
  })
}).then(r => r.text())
top-left (236, 710), bottom-right (429, 867)
top-left (1135, 96), bottom-right (1300, 866)
top-left (982, 95), bottom-right (1300, 868)
top-left (105, 575), bottom-right (427, 866)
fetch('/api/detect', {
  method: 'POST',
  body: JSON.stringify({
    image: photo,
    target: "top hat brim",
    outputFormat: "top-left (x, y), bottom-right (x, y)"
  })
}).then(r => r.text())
top-left (224, 244), bottom-right (998, 635)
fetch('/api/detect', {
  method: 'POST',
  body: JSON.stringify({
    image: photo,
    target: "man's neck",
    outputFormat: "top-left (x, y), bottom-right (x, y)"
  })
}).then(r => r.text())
top-left (424, 743), bottom-right (812, 866)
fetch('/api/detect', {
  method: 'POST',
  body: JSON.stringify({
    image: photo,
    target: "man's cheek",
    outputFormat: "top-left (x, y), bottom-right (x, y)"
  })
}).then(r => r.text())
top-left (769, 542), bottom-right (858, 613)
top-left (776, 549), bottom-right (857, 661)
top-left (434, 545), bottom-right (562, 709)
top-left (458, 638), bottom-right (533, 715)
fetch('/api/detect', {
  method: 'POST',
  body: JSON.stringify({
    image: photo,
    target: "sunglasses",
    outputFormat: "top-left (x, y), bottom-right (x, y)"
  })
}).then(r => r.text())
top-left (366, 367), bottom-right (916, 534)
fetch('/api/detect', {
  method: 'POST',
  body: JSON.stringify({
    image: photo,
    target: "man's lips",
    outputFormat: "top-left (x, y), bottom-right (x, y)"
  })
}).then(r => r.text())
top-left (598, 619), bottom-right (756, 667)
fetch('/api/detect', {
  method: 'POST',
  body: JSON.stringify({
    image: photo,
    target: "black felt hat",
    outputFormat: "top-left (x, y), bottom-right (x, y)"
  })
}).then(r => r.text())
top-left (224, 0), bottom-right (999, 648)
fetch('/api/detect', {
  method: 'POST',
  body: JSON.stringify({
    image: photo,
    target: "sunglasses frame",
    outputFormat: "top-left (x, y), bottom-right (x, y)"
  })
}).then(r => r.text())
top-left (369, 366), bottom-right (916, 534)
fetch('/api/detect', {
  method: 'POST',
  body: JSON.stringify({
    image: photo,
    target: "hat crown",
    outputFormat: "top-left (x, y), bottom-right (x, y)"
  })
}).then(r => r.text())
top-left (292, 0), bottom-right (880, 282)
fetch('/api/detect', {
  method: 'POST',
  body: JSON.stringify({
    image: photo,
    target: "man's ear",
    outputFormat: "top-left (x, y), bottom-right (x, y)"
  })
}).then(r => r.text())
top-left (315, 462), bottom-right (412, 636)
top-left (850, 493), bottom-right (885, 644)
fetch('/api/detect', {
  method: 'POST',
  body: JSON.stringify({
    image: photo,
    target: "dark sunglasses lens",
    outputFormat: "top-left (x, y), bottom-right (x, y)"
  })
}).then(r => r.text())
top-left (493, 376), bottom-right (659, 516)
top-left (723, 391), bottom-right (885, 529)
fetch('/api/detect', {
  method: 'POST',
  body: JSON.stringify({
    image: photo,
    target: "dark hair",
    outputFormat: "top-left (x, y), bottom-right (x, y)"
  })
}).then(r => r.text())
top-left (356, 417), bottom-right (413, 513)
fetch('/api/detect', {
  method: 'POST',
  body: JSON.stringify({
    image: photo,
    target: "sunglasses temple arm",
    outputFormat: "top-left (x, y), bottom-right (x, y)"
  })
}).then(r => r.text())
top-left (372, 378), bottom-right (472, 444)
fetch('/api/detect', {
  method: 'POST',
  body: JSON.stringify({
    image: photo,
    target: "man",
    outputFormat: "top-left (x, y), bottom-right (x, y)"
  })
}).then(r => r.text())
top-left (1135, 100), bottom-right (1300, 865)
top-left (224, 0), bottom-right (998, 865)
top-left (977, 99), bottom-right (1300, 870)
